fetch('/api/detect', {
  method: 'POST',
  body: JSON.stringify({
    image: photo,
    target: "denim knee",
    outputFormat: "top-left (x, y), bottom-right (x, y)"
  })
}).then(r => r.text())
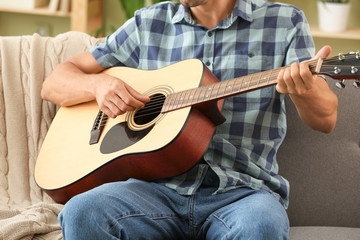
top-left (201, 191), bottom-right (289, 240)
top-left (235, 209), bottom-right (289, 239)
top-left (58, 188), bottom-right (121, 240)
top-left (58, 192), bottom-right (96, 230)
top-left (228, 192), bottom-right (289, 239)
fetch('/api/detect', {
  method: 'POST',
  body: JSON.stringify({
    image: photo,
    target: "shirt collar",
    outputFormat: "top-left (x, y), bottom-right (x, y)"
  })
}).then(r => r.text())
top-left (171, 0), bottom-right (254, 26)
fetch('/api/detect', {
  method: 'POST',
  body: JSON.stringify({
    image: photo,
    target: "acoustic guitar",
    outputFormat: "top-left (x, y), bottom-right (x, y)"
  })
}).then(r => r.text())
top-left (35, 53), bottom-right (360, 204)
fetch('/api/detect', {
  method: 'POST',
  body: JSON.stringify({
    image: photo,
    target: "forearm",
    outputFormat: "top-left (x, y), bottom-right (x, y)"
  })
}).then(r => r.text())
top-left (41, 61), bottom-right (97, 106)
top-left (41, 51), bottom-right (150, 118)
top-left (290, 76), bottom-right (338, 133)
top-left (41, 51), bottom-right (105, 107)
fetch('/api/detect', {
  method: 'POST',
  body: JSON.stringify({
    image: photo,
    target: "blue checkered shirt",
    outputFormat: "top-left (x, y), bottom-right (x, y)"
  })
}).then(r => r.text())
top-left (90, 0), bottom-right (315, 208)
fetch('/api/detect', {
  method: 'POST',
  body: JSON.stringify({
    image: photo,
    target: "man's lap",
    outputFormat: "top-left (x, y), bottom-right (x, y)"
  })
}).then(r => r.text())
top-left (59, 177), bottom-right (289, 239)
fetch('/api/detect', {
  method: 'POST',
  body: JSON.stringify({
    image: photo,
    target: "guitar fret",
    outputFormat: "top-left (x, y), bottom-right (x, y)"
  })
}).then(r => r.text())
top-left (187, 88), bottom-right (197, 106)
top-left (173, 93), bottom-right (180, 109)
top-left (230, 78), bottom-right (237, 94)
top-left (224, 79), bottom-right (234, 96)
top-left (176, 90), bottom-right (188, 109)
top-left (182, 89), bottom-right (192, 107)
top-left (212, 82), bottom-right (222, 99)
top-left (220, 81), bottom-right (229, 97)
top-left (204, 85), bottom-right (215, 101)
top-left (199, 87), bottom-right (207, 102)
top-left (194, 87), bottom-right (204, 104)
top-left (166, 94), bottom-right (175, 111)
top-left (237, 76), bottom-right (246, 93)
top-left (247, 74), bottom-right (252, 89)
top-left (210, 84), bottom-right (218, 99)
top-left (162, 94), bottom-right (172, 112)
top-left (267, 69), bottom-right (274, 86)
top-left (202, 84), bottom-right (216, 102)
top-left (258, 72), bottom-right (266, 86)
top-left (257, 72), bottom-right (262, 88)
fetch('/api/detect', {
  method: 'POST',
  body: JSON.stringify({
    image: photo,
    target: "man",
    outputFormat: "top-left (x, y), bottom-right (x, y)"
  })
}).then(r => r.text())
top-left (42, 0), bottom-right (338, 239)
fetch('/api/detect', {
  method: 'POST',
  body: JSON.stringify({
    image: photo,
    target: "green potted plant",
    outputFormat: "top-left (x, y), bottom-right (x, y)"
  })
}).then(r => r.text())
top-left (318, 0), bottom-right (351, 32)
top-left (120, 0), bottom-right (169, 19)
top-left (92, 0), bottom-right (170, 37)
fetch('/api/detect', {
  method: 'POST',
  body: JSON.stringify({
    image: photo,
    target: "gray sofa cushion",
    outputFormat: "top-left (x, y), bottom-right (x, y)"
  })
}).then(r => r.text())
top-left (290, 227), bottom-right (360, 240)
top-left (277, 77), bottom-right (360, 227)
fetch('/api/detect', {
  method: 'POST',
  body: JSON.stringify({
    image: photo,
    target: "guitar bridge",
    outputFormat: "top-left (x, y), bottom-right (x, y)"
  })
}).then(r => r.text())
top-left (89, 110), bottom-right (108, 145)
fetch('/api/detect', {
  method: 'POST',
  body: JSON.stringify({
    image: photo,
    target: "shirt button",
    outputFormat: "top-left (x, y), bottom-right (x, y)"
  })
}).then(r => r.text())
top-left (205, 61), bottom-right (211, 66)
top-left (207, 32), bottom-right (212, 37)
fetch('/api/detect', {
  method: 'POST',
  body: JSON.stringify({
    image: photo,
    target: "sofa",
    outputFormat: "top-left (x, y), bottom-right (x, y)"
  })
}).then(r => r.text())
top-left (277, 76), bottom-right (360, 239)
top-left (0, 31), bottom-right (359, 239)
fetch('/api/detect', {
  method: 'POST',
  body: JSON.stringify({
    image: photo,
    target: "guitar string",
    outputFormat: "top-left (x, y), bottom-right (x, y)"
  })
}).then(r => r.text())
top-left (131, 57), bottom-right (360, 119)
top-left (97, 57), bottom-right (359, 119)
top-left (143, 56), bottom-right (357, 108)
top-left (133, 64), bottom-right (360, 119)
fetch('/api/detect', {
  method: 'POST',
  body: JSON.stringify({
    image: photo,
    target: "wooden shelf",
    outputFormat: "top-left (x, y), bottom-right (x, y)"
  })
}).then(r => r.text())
top-left (0, 5), bottom-right (70, 17)
top-left (310, 24), bottom-right (360, 40)
top-left (0, 0), bottom-right (103, 34)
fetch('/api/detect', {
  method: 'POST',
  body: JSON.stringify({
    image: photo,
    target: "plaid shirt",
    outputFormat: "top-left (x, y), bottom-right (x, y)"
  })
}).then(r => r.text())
top-left (90, 0), bottom-right (315, 208)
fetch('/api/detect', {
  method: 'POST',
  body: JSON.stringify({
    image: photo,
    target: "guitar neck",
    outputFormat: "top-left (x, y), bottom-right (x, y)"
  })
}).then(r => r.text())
top-left (162, 58), bottom-right (322, 113)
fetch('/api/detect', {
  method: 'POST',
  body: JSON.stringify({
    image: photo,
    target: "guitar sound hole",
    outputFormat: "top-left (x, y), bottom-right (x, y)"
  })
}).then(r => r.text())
top-left (134, 93), bottom-right (165, 125)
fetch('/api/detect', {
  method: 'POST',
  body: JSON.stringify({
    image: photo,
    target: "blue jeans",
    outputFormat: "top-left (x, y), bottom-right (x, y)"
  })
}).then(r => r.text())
top-left (58, 169), bottom-right (289, 239)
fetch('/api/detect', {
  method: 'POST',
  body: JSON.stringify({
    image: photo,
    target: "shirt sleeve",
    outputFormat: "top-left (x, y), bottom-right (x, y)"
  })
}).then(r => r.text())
top-left (89, 15), bottom-right (142, 69)
top-left (283, 8), bottom-right (315, 66)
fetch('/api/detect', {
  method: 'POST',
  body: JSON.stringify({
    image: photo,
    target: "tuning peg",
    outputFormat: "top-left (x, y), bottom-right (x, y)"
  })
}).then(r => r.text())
top-left (338, 53), bottom-right (345, 61)
top-left (351, 66), bottom-right (358, 74)
top-left (336, 80), bottom-right (346, 89)
top-left (353, 79), bottom-right (360, 88)
top-left (334, 67), bottom-right (341, 74)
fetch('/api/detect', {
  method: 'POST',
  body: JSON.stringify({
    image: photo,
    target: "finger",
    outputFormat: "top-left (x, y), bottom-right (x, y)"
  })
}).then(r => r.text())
top-left (110, 93), bottom-right (137, 112)
top-left (314, 45), bottom-right (332, 59)
top-left (125, 84), bottom-right (150, 107)
top-left (276, 68), bottom-right (288, 94)
top-left (97, 95), bottom-right (126, 118)
top-left (115, 89), bottom-right (147, 111)
top-left (290, 62), bottom-right (306, 91)
top-left (107, 100), bottom-right (126, 118)
top-left (283, 66), bottom-right (296, 93)
top-left (299, 61), bottom-right (315, 90)
top-left (100, 104), bottom-right (124, 119)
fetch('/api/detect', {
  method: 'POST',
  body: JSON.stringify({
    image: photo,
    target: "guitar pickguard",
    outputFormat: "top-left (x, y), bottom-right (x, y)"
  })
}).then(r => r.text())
top-left (100, 92), bottom-right (167, 154)
top-left (100, 122), bottom-right (153, 154)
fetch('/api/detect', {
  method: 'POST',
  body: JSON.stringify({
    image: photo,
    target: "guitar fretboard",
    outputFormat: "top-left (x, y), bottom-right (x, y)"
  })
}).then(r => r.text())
top-left (161, 58), bottom-right (322, 113)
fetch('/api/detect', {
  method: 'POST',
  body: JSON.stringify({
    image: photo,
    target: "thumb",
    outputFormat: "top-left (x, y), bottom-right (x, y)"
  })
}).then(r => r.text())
top-left (314, 45), bottom-right (332, 59)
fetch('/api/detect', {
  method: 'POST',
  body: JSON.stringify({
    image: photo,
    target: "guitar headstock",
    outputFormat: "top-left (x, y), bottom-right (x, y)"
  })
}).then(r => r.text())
top-left (317, 51), bottom-right (360, 89)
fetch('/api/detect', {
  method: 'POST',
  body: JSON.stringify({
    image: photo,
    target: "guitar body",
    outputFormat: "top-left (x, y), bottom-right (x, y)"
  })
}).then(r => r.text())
top-left (35, 59), bottom-right (224, 204)
top-left (35, 52), bottom-right (360, 204)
